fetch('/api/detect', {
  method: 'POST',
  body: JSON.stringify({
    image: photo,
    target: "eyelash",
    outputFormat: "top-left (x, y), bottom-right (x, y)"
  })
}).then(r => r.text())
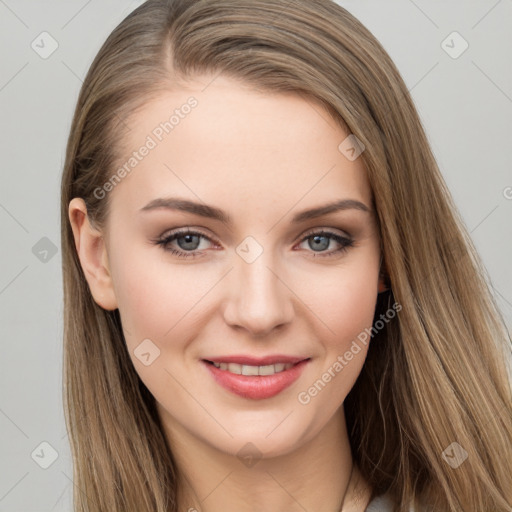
top-left (153, 228), bottom-right (354, 260)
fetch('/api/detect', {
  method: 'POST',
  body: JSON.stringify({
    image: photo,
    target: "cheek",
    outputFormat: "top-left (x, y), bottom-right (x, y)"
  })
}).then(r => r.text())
top-left (112, 246), bottom-right (378, 339)
top-left (293, 256), bottom-right (378, 393)
top-left (109, 243), bottom-right (216, 345)
top-left (294, 276), bottom-right (376, 415)
top-left (327, 279), bottom-right (377, 344)
top-left (108, 240), bottom-right (166, 340)
top-left (296, 258), bottom-right (379, 345)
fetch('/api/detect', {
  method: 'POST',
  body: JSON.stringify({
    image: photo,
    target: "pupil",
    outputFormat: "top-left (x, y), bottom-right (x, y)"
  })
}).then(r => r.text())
top-left (311, 235), bottom-right (328, 251)
top-left (179, 234), bottom-right (199, 250)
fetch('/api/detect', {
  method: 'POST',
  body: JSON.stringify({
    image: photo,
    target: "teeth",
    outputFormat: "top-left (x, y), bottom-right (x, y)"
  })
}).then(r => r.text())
top-left (241, 364), bottom-right (259, 376)
top-left (211, 361), bottom-right (294, 375)
top-left (258, 364), bottom-right (276, 376)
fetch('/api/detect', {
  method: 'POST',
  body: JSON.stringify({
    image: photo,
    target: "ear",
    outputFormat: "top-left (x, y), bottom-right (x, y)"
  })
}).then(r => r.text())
top-left (68, 197), bottom-right (118, 310)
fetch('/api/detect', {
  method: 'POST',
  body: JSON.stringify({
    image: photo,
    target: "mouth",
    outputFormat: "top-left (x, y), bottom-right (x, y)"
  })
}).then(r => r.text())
top-left (203, 359), bottom-right (304, 376)
top-left (201, 357), bottom-right (311, 400)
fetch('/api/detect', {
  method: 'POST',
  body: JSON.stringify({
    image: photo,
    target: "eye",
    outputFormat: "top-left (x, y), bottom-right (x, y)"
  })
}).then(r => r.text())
top-left (152, 228), bottom-right (355, 259)
top-left (153, 228), bottom-right (216, 259)
top-left (296, 229), bottom-right (354, 258)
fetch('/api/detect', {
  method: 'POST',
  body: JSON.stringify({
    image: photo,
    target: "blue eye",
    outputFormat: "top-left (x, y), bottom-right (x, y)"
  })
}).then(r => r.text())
top-left (297, 230), bottom-right (354, 257)
top-left (154, 229), bottom-right (213, 259)
top-left (153, 228), bottom-right (354, 259)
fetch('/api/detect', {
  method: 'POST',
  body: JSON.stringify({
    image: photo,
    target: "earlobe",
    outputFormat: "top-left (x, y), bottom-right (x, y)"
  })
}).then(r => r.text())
top-left (68, 198), bottom-right (118, 311)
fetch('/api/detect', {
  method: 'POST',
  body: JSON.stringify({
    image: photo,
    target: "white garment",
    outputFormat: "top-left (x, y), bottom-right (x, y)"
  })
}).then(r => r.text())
top-left (365, 493), bottom-right (415, 511)
top-left (365, 493), bottom-right (394, 511)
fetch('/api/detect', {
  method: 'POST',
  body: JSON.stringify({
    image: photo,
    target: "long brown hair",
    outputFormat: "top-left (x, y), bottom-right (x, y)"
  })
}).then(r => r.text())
top-left (60, 1), bottom-right (512, 510)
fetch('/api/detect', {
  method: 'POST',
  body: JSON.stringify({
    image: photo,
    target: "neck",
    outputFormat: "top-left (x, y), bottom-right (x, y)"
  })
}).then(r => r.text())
top-left (158, 405), bottom-right (372, 512)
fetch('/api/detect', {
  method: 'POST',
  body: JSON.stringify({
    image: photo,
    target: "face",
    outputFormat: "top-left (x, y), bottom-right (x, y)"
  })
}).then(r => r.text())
top-left (76, 75), bottom-right (384, 459)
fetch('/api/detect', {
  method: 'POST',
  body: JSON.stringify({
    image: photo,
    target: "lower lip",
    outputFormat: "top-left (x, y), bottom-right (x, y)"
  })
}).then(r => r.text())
top-left (202, 359), bottom-right (310, 400)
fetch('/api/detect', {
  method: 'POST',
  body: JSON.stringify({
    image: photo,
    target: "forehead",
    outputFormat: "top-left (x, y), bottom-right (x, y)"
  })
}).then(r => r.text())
top-left (107, 75), bottom-right (372, 222)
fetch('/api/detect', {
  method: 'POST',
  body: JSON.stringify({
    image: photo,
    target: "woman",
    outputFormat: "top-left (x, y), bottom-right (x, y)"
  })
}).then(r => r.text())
top-left (61, 0), bottom-right (512, 510)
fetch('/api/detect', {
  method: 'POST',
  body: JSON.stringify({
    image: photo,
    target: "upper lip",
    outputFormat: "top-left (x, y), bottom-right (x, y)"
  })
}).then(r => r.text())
top-left (204, 355), bottom-right (310, 366)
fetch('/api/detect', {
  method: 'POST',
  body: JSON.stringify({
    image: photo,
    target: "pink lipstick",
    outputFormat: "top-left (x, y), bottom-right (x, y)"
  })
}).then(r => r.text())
top-left (202, 355), bottom-right (310, 400)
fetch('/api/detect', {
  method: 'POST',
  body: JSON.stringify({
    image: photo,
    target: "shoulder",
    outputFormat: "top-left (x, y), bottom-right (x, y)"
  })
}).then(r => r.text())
top-left (365, 492), bottom-right (416, 512)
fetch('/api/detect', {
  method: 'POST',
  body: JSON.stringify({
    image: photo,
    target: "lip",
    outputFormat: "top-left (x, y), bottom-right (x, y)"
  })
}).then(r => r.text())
top-left (204, 354), bottom-right (307, 366)
top-left (202, 357), bottom-right (310, 400)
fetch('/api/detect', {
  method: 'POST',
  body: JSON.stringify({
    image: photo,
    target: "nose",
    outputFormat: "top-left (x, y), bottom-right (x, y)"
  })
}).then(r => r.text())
top-left (222, 250), bottom-right (295, 337)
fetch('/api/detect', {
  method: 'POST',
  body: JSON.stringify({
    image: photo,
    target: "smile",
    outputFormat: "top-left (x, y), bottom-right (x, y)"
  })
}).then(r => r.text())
top-left (208, 361), bottom-right (295, 375)
top-left (202, 358), bottom-right (310, 400)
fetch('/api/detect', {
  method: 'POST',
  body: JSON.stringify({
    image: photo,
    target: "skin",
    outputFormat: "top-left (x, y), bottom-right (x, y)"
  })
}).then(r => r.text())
top-left (69, 75), bottom-right (386, 511)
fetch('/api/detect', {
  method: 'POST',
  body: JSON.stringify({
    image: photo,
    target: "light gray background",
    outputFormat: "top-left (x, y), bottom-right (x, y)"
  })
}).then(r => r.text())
top-left (1, 1), bottom-right (511, 510)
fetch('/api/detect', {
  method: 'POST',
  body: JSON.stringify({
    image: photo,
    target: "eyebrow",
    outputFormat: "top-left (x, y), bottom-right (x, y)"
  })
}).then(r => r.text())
top-left (139, 197), bottom-right (371, 225)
